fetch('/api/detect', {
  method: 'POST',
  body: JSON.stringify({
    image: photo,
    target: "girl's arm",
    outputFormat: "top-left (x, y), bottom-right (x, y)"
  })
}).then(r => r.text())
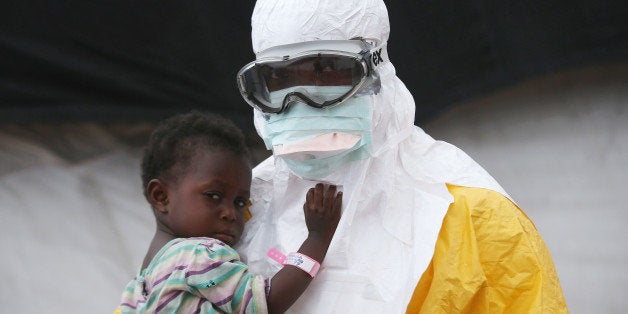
top-left (266, 184), bottom-right (342, 314)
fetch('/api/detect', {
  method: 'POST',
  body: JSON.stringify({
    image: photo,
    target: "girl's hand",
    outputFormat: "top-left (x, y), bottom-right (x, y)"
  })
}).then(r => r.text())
top-left (303, 183), bottom-right (342, 242)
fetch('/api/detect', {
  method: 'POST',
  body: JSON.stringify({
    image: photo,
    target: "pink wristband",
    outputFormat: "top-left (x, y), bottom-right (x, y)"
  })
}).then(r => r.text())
top-left (266, 248), bottom-right (321, 277)
top-left (267, 247), bottom-right (286, 265)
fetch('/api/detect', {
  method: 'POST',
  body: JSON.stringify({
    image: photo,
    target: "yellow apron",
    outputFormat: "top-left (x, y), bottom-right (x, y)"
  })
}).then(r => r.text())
top-left (407, 184), bottom-right (568, 313)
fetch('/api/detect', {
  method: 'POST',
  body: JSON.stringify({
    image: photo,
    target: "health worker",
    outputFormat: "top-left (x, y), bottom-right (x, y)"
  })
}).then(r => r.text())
top-left (234, 0), bottom-right (568, 313)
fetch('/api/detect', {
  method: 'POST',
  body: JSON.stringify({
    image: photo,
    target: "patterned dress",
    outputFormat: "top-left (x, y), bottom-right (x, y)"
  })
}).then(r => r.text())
top-left (117, 237), bottom-right (269, 313)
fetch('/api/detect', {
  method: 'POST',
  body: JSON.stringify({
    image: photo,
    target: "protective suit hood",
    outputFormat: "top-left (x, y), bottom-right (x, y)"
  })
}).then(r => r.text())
top-left (251, 0), bottom-right (414, 159)
top-left (251, 0), bottom-right (390, 53)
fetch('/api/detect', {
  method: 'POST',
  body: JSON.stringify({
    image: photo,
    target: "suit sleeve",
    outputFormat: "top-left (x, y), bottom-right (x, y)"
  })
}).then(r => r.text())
top-left (406, 184), bottom-right (568, 313)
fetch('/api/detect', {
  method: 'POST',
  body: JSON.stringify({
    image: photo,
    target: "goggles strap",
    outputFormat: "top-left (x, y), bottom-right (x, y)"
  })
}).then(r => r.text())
top-left (367, 43), bottom-right (389, 72)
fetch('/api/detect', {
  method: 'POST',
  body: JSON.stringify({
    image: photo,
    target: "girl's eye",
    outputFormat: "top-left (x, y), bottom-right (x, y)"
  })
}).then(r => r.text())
top-left (204, 192), bottom-right (221, 200)
top-left (234, 198), bottom-right (249, 209)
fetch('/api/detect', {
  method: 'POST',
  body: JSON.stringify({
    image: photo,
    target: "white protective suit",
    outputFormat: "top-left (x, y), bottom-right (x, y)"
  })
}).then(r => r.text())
top-left (236, 1), bottom-right (566, 313)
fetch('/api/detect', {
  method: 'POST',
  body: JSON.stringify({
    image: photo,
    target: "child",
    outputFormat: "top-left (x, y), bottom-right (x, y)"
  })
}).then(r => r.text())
top-left (116, 111), bottom-right (342, 313)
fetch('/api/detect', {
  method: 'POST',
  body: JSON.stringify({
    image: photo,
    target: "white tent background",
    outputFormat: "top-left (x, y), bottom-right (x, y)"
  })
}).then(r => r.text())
top-left (0, 64), bottom-right (626, 313)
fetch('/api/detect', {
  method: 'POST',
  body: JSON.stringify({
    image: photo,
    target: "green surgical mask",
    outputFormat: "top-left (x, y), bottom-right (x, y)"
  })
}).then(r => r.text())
top-left (263, 86), bottom-right (373, 179)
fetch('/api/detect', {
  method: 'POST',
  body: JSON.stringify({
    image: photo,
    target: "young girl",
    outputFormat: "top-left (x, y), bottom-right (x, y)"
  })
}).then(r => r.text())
top-left (116, 111), bottom-right (342, 313)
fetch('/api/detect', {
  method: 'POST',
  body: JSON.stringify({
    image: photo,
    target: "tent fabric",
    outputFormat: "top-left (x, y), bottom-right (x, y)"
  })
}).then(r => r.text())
top-left (1, 1), bottom-right (627, 125)
top-left (407, 184), bottom-right (567, 313)
top-left (0, 124), bottom-right (154, 313)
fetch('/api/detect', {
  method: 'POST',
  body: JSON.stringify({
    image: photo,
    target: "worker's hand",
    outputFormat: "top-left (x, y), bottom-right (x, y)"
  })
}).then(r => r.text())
top-left (303, 183), bottom-right (342, 242)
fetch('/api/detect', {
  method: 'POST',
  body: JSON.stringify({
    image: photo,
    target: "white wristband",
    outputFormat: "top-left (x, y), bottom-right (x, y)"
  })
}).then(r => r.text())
top-left (266, 248), bottom-right (320, 277)
top-left (284, 252), bottom-right (320, 277)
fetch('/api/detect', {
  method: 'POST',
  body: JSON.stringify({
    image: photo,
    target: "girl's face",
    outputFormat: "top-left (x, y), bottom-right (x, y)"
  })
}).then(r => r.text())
top-left (164, 149), bottom-right (251, 246)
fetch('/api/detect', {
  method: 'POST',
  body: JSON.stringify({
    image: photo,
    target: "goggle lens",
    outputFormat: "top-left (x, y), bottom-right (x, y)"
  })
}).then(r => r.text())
top-left (259, 56), bottom-right (363, 92)
top-left (239, 54), bottom-right (367, 113)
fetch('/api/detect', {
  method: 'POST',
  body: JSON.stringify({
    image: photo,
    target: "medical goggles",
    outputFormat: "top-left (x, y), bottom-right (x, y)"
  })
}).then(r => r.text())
top-left (236, 38), bottom-right (388, 114)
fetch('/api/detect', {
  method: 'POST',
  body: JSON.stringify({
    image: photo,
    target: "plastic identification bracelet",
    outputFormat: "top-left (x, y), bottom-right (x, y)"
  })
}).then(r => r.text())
top-left (267, 248), bottom-right (320, 277)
